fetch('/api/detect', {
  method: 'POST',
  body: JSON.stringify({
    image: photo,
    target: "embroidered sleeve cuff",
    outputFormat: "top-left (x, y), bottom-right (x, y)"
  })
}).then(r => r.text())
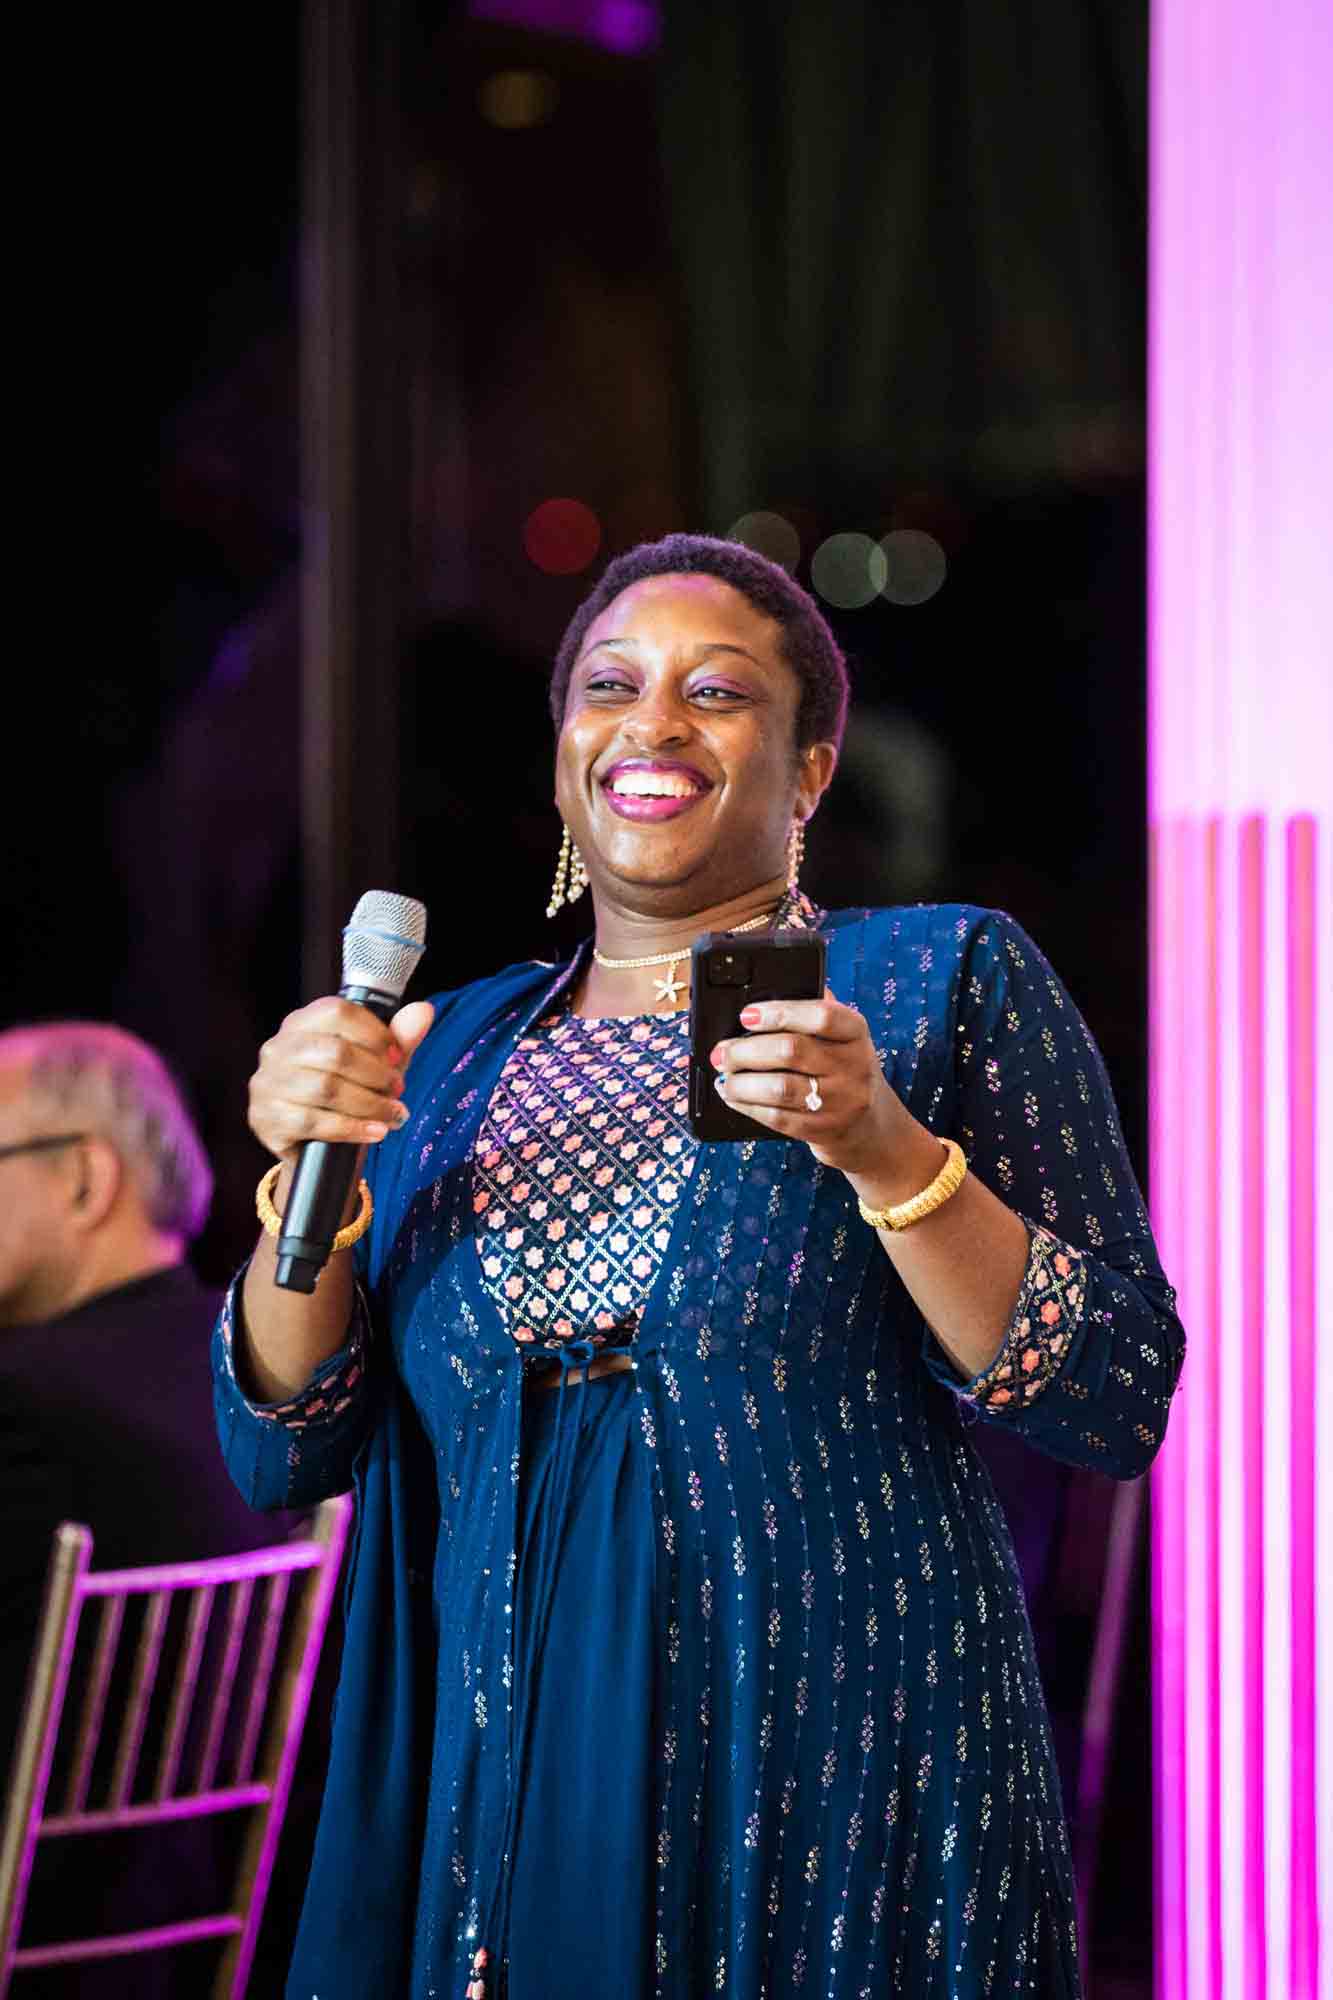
top-left (956, 1224), bottom-right (1089, 1414)
top-left (216, 1273), bottom-right (370, 1430)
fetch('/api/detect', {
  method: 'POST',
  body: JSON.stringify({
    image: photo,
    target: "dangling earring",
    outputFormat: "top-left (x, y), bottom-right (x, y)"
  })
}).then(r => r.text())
top-left (786, 818), bottom-right (806, 896)
top-left (569, 841), bottom-right (588, 902)
top-left (546, 823), bottom-right (589, 918)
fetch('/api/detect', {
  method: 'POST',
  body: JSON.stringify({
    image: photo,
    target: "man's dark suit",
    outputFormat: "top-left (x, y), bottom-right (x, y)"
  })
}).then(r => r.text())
top-left (1, 1264), bottom-right (278, 1762)
top-left (0, 1263), bottom-right (283, 1995)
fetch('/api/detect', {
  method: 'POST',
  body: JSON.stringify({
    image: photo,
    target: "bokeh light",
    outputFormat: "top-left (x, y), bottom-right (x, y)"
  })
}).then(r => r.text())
top-left (810, 532), bottom-right (887, 610)
top-left (877, 529), bottom-right (948, 606)
top-left (727, 510), bottom-right (801, 571)
top-left (477, 70), bottom-right (559, 130)
top-left (523, 498), bottom-right (602, 575)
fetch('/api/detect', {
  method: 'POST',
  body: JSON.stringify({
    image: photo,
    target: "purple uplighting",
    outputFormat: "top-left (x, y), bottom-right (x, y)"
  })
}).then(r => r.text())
top-left (468, 0), bottom-right (659, 58)
top-left (1149, 0), bottom-right (1333, 1991)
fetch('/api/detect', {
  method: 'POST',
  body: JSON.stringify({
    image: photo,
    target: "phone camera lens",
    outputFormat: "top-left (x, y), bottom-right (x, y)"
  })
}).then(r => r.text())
top-left (707, 951), bottom-right (751, 988)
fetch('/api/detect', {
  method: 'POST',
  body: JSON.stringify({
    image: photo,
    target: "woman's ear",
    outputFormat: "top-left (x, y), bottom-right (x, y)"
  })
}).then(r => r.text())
top-left (796, 741), bottom-right (837, 822)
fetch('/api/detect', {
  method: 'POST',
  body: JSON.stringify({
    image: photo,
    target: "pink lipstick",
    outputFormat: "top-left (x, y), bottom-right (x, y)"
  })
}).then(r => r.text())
top-left (599, 757), bottom-right (712, 823)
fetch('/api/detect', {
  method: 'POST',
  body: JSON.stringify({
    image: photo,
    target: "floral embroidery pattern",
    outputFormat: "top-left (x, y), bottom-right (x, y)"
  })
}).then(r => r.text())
top-left (472, 1009), bottom-right (698, 1346)
top-left (962, 1225), bottom-right (1087, 1412)
top-left (217, 1278), bottom-right (368, 1429)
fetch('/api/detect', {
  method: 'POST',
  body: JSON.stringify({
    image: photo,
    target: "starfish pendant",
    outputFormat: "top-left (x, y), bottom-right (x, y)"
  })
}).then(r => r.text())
top-left (652, 961), bottom-right (686, 1010)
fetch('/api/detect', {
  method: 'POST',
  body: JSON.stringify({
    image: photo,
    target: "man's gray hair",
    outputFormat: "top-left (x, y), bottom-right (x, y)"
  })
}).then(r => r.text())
top-left (4, 1023), bottom-right (213, 1240)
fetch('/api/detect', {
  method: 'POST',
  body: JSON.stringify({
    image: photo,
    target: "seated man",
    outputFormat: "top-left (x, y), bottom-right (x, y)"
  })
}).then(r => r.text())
top-left (0, 1022), bottom-right (286, 1994)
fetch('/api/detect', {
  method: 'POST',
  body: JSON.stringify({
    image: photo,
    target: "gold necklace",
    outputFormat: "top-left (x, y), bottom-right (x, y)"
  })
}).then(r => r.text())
top-left (592, 908), bottom-right (777, 1011)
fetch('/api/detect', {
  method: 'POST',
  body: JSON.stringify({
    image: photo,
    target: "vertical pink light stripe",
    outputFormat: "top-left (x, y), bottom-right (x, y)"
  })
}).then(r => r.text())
top-left (1238, 817), bottom-right (1268, 1999)
top-left (1150, 0), bottom-right (1333, 1985)
top-left (1151, 821), bottom-right (1189, 2000)
top-left (1287, 816), bottom-right (1318, 1998)
top-left (1202, 821), bottom-right (1223, 2000)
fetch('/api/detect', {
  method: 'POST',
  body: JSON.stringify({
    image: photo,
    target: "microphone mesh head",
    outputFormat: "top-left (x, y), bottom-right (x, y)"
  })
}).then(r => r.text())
top-left (342, 891), bottom-right (428, 999)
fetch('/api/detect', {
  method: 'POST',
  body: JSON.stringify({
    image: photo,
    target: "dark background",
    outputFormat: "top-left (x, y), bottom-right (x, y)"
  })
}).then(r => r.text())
top-left (6, 3), bottom-right (1153, 1991)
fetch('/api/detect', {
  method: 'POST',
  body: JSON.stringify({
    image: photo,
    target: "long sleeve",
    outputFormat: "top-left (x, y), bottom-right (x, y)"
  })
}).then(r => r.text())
top-left (211, 1271), bottom-right (377, 1510)
top-left (919, 909), bottom-right (1186, 1478)
top-left (210, 989), bottom-right (457, 1510)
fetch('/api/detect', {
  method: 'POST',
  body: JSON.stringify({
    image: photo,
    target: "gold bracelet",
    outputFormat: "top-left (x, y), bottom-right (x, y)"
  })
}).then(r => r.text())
top-left (255, 1162), bottom-right (373, 1253)
top-left (856, 1137), bottom-right (968, 1233)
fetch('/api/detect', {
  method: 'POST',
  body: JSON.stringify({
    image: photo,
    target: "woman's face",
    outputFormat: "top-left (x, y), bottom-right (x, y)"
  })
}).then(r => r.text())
top-left (555, 572), bottom-right (832, 910)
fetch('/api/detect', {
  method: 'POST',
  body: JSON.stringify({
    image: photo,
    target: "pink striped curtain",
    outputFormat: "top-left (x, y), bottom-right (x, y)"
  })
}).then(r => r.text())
top-left (1149, 0), bottom-right (1332, 1994)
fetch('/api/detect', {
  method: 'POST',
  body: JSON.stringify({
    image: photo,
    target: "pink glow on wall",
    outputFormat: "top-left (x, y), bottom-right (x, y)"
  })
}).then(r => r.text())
top-left (468, 0), bottom-right (659, 56)
top-left (1149, 0), bottom-right (1333, 1993)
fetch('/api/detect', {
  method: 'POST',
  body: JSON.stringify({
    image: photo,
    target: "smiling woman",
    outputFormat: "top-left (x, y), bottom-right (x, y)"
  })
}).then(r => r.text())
top-left (212, 533), bottom-right (1186, 2000)
top-left (556, 574), bottom-right (832, 980)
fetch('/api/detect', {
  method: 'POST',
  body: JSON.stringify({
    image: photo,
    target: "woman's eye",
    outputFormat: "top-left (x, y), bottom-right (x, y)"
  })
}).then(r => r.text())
top-left (578, 675), bottom-right (747, 702)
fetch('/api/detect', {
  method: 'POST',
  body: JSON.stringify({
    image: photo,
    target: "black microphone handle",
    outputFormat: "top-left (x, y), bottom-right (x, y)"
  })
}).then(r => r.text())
top-left (274, 984), bottom-right (399, 1293)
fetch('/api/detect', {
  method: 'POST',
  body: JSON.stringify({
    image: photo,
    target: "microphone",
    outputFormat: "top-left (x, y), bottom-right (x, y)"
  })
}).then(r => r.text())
top-left (274, 890), bottom-right (428, 1293)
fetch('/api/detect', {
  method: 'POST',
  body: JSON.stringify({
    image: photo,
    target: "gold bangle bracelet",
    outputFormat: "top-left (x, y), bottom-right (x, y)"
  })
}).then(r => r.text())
top-left (255, 1162), bottom-right (373, 1253)
top-left (856, 1137), bottom-right (968, 1233)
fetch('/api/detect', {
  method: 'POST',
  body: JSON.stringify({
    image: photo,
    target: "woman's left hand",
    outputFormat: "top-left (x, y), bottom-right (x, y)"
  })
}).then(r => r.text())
top-left (711, 990), bottom-right (918, 1177)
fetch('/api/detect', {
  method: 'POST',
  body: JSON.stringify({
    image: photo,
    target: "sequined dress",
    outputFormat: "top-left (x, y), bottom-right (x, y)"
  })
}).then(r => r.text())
top-left (213, 903), bottom-right (1186, 2000)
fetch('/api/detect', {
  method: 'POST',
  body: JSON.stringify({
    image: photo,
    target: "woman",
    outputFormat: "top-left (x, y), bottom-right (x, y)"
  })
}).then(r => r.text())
top-left (214, 534), bottom-right (1185, 1999)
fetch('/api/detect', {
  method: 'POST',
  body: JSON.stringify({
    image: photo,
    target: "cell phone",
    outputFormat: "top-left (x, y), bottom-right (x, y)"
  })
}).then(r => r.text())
top-left (688, 927), bottom-right (828, 1142)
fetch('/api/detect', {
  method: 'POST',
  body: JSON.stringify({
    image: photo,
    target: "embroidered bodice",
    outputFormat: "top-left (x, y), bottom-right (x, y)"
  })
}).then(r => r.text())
top-left (471, 1009), bottom-right (695, 1345)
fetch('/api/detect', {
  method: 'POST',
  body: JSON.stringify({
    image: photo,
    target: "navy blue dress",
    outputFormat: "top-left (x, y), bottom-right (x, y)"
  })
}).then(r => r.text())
top-left (214, 904), bottom-right (1185, 2000)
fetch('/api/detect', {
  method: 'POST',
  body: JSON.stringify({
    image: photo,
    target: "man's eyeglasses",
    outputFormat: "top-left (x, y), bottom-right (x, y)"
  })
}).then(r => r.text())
top-left (0, 1133), bottom-right (88, 1162)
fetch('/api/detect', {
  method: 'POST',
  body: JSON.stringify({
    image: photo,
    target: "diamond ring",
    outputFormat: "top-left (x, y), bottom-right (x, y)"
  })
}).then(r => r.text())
top-left (804, 1079), bottom-right (823, 1113)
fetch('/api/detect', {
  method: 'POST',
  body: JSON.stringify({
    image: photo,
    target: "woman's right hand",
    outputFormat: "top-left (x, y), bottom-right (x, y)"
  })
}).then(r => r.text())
top-left (247, 997), bottom-right (437, 1163)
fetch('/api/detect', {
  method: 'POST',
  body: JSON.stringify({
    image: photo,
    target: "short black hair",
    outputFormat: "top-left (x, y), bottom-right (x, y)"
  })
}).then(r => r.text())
top-left (548, 533), bottom-right (849, 752)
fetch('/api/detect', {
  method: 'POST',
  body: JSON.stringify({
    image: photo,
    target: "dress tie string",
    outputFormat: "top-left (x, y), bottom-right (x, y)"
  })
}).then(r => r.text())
top-left (467, 1338), bottom-right (609, 2000)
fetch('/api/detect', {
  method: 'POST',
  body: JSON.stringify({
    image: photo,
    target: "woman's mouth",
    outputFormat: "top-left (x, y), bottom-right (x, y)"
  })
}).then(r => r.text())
top-left (599, 760), bottom-right (712, 822)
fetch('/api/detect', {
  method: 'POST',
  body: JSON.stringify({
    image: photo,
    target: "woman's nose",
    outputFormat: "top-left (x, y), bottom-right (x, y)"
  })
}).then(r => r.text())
top-left (623, 695), bottom-right (692, 748)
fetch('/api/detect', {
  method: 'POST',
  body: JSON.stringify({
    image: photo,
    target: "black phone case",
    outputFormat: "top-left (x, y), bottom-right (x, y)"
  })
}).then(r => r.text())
top-left (688, 928), bottom-right (828, 1142)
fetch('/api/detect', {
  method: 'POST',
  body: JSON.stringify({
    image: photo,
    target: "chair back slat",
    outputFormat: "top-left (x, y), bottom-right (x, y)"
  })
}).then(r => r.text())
top-left (231, 1572), bottom-right (290, 1785)
top-left (0, 1526), bottom-right (91, 1984)
top-left (107, 1590), bottom-right (169, 1810)
top-left (61, 1595), bottom-right (124, 1816)
top-left (12, 1911), bottom-right (243, 1971)
top-left (213, 1497), bottom-right (351, 1999)
top-left (152, 1585), bottom-right (215, 1802)
top-left (192, 1577), bottom-right (253, 1794)
top-left (40, 1787), bottom-right (270, 1839)
top-left (1, 1498), bottom-right (351, 1999)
